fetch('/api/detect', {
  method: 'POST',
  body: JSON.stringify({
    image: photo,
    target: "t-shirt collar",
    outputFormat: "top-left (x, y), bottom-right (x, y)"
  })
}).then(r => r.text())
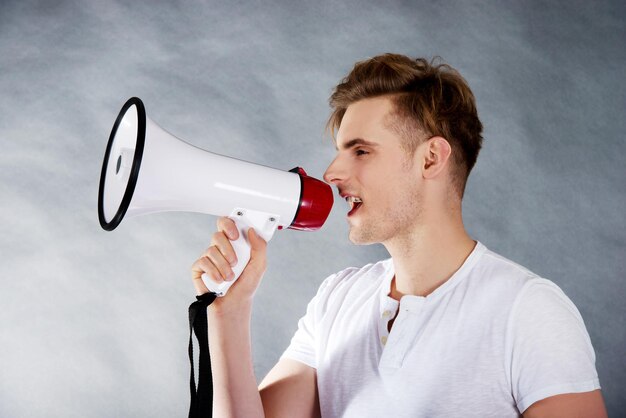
top-left (379, 241), bottom-right (486, 312)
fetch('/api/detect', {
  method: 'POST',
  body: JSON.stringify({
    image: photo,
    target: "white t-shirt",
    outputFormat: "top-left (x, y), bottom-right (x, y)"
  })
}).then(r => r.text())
top-left (281, 242), bottom-right (600, 417)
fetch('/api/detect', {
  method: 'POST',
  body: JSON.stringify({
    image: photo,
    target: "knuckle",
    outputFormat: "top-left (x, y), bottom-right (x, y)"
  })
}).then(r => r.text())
top-left (211, 231), bottom-right (223, 243)
top-left (224, 249), bottom-right (237, 265)
top-left (206, 246), bottom-right (220, 259)
top-left (204, 265), bottom-right (221, 281)
top-left (217, 216), bottom-right (234, 230)
top-left (191, 258), bottom-right (204, 271)
top-left (217, 235), bottom-right (235, 253)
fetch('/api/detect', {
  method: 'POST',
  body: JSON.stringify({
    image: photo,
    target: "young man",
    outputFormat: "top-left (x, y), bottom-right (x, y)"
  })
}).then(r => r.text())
top-left (191, 54), bottom-right (607, 417)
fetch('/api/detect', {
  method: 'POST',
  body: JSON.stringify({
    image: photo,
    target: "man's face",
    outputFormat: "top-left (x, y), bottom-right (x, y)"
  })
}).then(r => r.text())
top-left (323, 96), bottom-right (426, 245)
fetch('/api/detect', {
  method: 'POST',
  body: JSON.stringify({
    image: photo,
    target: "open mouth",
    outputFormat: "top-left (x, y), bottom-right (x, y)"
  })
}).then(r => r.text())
top-left (346, 196), bottom-right (363, 217)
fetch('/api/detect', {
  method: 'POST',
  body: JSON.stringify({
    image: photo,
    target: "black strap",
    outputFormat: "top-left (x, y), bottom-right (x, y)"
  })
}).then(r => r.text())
top-left (188, 292), bottom-right (218, 418)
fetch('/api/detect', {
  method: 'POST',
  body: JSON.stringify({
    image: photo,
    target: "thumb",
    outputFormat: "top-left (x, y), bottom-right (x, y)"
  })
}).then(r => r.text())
top-left (243, 228), bottom-right (267, 278)
top-left (248, 228), bottom-right (267, 254)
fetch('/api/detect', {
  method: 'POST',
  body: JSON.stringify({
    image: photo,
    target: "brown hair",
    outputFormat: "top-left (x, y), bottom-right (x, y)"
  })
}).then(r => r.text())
top-left (327, 53), bottom-right (483, 198)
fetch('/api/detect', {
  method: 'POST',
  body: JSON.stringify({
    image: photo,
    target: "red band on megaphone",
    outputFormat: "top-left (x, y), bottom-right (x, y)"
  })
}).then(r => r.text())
top-left (288, 167), bottom-right (334, 231)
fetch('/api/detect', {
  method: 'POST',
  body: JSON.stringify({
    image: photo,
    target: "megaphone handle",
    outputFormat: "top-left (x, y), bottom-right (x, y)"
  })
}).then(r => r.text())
top-left (201, 209), bottom-right (279, 296)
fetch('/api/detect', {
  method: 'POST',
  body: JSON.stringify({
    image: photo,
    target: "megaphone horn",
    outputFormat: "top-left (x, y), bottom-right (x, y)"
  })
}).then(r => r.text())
top-left (98, 97), bottom-right (333, 296)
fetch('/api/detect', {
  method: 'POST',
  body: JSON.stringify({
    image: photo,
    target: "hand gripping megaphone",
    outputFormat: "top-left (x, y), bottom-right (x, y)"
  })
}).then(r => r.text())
top-left (98, 97), bottom-right (333, 296)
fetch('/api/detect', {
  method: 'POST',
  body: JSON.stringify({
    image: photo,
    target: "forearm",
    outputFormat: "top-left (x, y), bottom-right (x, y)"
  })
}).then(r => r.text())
top-left (208, 305), bottom-right (264, 418)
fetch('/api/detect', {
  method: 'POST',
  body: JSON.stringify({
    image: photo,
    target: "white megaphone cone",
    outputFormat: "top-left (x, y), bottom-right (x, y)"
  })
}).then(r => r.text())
top-left (98, 97), bottom-right (333, 296)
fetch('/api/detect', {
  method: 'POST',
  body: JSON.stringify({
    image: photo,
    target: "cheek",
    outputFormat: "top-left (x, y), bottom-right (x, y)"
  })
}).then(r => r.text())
top-left (369, 161), bottom-right (413, 186)
top-left (359, 160), bottom-right (395, 184)
top-left (366, 178), bottom-right (403, 209)
top-left (379, 174), bottom-right (421, 206)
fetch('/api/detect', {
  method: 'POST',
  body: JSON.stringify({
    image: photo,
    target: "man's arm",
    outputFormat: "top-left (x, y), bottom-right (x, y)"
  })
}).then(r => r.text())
top-left (192, 217), bottom-right (320, 417)
top-left (207, 305), bottom-right (265, 417)
top-left (208, 316), bottom-right (320, 418)
top-left (259, 358), bottom-right (320, 418)
top-left (207, 282), bottom-right (322, 418)
top-left (192, 218), bottom-right (269, 418)
top-left (523, 389), bottom-right (608, 418)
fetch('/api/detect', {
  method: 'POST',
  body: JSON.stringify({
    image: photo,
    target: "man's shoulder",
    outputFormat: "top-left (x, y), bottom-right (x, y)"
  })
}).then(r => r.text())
top-left (468, 244), bottom-right (576, 315)
top-left (470, 244), bottom-right (543, 292)
top-left (478, 245), bottom-right (539, 280)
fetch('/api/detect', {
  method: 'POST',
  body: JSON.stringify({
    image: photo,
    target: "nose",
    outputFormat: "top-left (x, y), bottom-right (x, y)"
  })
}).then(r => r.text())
top-left (323, 156), bottom-right (344, 185)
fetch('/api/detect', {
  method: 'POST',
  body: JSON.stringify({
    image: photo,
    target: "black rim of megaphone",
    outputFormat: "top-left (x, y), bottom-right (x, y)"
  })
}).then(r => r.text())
top-left (98, 97), bottom-right (146, 231)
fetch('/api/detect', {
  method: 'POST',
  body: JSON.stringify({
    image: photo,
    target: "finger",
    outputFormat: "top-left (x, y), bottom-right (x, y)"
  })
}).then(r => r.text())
top-left (217, 217), bottom-right (239, 240)
top-left (191, 258), bottom-right (212, 295)
top-left (210, 232), bottom-right (238, 267)
top-left (248, 228), bottom-right (267, 254)
top-left (192, 256), bottom-right (223, 282)
top-left (205, 246), bottom-right (235, 281)
top-left (242, 228), bottom-right (267, 277)
top-left (192, 277), bottom-right (209, 296)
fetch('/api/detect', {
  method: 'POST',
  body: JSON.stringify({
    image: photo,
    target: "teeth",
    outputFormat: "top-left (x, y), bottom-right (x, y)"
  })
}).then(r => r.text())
top-left (345, 196), bottom-right (363, 211)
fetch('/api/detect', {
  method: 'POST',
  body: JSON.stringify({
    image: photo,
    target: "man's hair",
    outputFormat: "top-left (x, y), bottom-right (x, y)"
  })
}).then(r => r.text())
top-left (327, 53), bottom-right (483, 198)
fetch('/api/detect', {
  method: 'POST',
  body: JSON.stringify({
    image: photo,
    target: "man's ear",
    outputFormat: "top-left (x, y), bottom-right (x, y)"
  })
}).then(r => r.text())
top-left (422, 136), bottom-right (452, 179)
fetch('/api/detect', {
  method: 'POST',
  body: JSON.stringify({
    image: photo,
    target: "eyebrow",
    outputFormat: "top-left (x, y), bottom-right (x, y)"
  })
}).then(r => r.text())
top-left (335, 138), bottom-right (379, 151)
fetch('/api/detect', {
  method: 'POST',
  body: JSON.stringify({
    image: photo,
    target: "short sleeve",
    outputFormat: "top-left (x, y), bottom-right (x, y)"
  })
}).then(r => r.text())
top-left (505, 278), bottom-right (601, 412)
top-left (280, 272), bottom-right (337, 369)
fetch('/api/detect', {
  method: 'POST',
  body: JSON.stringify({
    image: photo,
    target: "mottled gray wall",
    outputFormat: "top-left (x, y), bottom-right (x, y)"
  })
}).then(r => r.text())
top-left (0, 0), bottom-right (624, 416)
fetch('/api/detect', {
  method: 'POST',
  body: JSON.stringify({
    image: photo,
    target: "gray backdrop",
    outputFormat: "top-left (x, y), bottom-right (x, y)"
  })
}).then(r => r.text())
top-left (1, 0), bottom-right (624, 416)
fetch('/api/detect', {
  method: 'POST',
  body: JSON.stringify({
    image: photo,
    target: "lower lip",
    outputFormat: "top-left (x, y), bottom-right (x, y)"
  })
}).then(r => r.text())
top-left (348, 203), bottom-right (362, 217)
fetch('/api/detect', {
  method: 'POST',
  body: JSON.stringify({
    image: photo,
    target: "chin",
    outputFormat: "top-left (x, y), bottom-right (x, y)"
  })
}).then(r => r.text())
top-left (348, 228), bottom-right (379, 246)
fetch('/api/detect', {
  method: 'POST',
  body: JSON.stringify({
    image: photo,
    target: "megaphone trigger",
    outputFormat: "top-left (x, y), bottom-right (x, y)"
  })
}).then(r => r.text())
top-left (201, 208), bottom-right (280, 296)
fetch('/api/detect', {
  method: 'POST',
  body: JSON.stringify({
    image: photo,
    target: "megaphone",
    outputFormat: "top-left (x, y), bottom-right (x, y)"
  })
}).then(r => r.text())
top-left (98, 97), bottom-right (333, 296)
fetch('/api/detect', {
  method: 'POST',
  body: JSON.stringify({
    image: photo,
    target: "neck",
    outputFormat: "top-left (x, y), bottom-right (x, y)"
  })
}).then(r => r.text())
top-left (383, 206), bottom-right (476, 300)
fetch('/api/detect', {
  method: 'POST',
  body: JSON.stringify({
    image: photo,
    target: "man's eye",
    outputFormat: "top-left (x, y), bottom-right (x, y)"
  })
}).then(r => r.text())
top-left (355, 149), bottom-right (368, 156)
